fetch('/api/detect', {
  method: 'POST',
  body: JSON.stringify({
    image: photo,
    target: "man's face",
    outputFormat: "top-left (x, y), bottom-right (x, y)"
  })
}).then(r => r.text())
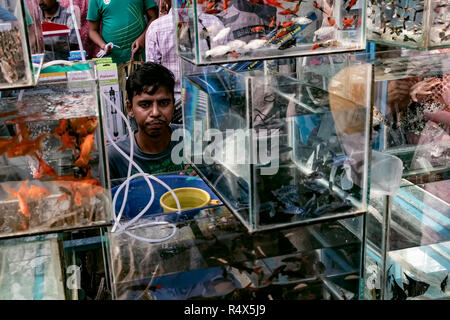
top-left (39, 0), bottom-right (57, 11)
top-left (128, 86), bottom-right (174, 138)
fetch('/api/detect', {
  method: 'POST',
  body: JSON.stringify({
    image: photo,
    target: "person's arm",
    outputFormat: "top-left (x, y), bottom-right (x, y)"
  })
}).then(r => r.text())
top-left (145, 24), bottom-right (161, 63)
top-left (131, 6), bottom-right (159, 57)
top-left (88, 20), bottom-right (111, 55)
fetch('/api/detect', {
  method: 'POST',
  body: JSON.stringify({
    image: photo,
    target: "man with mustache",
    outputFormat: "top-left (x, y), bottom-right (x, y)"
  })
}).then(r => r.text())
top-left (107, 62), bottom-right (187, 184)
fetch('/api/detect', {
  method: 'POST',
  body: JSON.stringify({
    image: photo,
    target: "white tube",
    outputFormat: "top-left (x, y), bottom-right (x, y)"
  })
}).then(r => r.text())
top-left (68, 0), bottom-right (85, 61)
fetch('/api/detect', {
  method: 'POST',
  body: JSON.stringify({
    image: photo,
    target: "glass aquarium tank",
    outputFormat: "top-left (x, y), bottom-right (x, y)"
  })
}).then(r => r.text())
top-left (180, 53), bottom-right (372, 233)
top-left (174, 0), bottom-right (366, 65)
top-left (363, 50), bottom-right (450, 300)
top-left (109, 205), bottom-right (365, 300)
top-left (367, 0), bottom-right (450, 49)
top-left (0, 62), bottom-right (111, 239)
top-left (0, 0), bottom-right (44, 90)
top-left (0, 227), bottom-right (112, 300)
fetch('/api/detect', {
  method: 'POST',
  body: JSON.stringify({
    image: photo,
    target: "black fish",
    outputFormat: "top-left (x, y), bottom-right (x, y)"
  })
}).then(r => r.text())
top-left (403, 273), bottom-right (430, 297)
top-left (370, 288), bottom-right (381, 300)
top-left (278, 38), bottom-right (297, 50)
top-left (280, 268), bottom-right (307, 279)
top-left (404, 34), bottom-right (417, 42)
top-left (440, 274), bottom-right (448, 293)
top-left (267, 265), bottom-right (288, 282)
top-left (311, 199), bottom-right (353, 217)
top-left (391, 278), bottom-right (407, 300)
top-left (281, 256), bottom-right (302, 263)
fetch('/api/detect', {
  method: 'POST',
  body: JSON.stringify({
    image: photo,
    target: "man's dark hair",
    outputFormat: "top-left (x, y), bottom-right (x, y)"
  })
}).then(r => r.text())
top-left (126, 62), bottom-right (175, 102)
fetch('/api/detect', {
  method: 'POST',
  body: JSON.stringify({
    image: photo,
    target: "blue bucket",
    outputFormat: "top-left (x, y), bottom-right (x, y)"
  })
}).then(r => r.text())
top-left (111, 175), bottom-right (221, 221)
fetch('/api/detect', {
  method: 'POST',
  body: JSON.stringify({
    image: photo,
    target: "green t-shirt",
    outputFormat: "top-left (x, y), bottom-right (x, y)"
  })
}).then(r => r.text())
top-left (87, 0), bottom-right (156, 65)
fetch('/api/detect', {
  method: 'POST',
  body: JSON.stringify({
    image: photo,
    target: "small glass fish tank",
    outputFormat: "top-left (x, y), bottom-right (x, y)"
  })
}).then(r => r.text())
top-left (371, 50), bottom-right (450, 180)
top-left (0, 227), bottom-right (112, 300)
top-left (367, 0), bottom-right (450, 49)
top-left (0, 0), bottom-right (44, 90)
top-left (180, 53), bottom-right (372, 233)
top-left (0, 61), bottom-right (111, 239)
top-left (173, 0), bottom-right (366, 65)
top-left (108, 205), bottom-right (365, 300)
top-left (363, 50), bottom-right (450, 300)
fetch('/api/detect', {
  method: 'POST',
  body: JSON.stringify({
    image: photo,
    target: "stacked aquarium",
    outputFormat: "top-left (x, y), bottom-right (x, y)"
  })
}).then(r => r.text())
top-left (367, 0), bottom-right (450, 49)
top-left (172, 0), bottom-right (371, 301)
top-left (109, 205), bottom-right (364, 300)
top-left (0, 62), bottom-right (111, 239)
top-left (0, 0), bottom-right (44, 90)
top-left (173, 0), bottom-right (367, 65)
top-left (181, 54), bottom-right (372, 233)
top-left (363, 50), bottom-right (450, 300)
top-left (0, 59), bottom-right (114, 299)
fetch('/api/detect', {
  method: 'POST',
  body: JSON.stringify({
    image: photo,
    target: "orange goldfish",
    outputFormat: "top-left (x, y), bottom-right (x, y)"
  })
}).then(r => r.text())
top-left (58, 131), bottom-right (77, 153)
top-left (53, 119), bottom-right (68, 136)
top-left (282, 21), bottom-right (294, 28)
top-left (346, 0), bottom-right (357, 11)
top-left (342, 17), bottom-right (355, 28)
top-left (313, 0), bottom-right (326, 13)
top-left (269, 16), bottom-right (276, 28)
top-left (32, 153), bottom-right (57, 179)
top-left (73, 134), bottom-right (95, 167)
top-left (4, 185), bottom-right (30, 217)
top-left (69, 117), bottom-right (98, 137)
top-left (4, 181), bottom-right (51, 216)
top-left (328, 17), bottom-right (336, 26)
top-left (206, 0), bottom-right (216, 9)
top-left (0, 135), bottom-right (19, 155)
top-left (7, 134), bottom-right (46, 158)
top-left (263, 0), bottom-right (283, 8)
top-left (275, 30), bottom-right (288, 38)
top-left (251, 26), bottom-right (265, 32)
top-left (18, 122), bottom-right (30, 141)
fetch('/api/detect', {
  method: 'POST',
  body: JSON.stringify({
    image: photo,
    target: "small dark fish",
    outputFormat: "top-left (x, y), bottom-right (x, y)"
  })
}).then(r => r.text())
top-left (404, 34), bottom-right (417, 42)
top-left (373, 31), bottom-right (382, 37)
top-left (280, 268), bottom-right (307, 279)
top-left (391, 278), bottom-right (407, 300)
top-left (403, 273), bottom-right (430, 297)
top-left (229, 262), bottom-right (263, 275)
top-left (281, 256), bottom-right (302, 263)
top-left (441, 274), bottom-right (448, 293)
top-left (312, 199), bottom-right (353, 217)
top-left (267, 265), bottom-right (287, 282)
top-left (370, 288), bottom-right (381, 300)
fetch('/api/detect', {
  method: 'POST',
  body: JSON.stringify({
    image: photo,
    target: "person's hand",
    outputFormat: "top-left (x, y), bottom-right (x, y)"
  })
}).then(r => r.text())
top-left (410, 78), bottom-right (441, 102)
top-left (131, 35), bottom-right (145, 57)
top-left (386, 79), bottom-right (412, 112)
top-left (103, 42), bottom-right (113, 55)
top-left (425, 110), bottom-right (450, 127)
top-left (179, 164), bottom-right (198, 176)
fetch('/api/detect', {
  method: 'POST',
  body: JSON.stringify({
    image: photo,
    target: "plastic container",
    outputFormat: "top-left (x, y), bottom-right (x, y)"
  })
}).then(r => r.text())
top-left (111, 175), bottom-right (222, 220)
top-left (370, 150), bottom-right (404, 197)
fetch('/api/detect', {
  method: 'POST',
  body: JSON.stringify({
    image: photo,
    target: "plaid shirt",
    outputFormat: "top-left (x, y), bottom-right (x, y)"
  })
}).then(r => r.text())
top-left (145, 8), bottom-right (224, 101)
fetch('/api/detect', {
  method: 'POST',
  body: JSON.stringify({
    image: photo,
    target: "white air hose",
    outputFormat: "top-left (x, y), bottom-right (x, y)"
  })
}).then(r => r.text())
top-left (100, 91), bottom-right (182, 243)
top-left (68, 0), bottom-right (85, 61)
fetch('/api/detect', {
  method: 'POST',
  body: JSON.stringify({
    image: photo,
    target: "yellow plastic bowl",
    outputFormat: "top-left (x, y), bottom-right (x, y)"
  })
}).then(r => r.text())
top-left (160, 187), bottom-right (219, 213)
